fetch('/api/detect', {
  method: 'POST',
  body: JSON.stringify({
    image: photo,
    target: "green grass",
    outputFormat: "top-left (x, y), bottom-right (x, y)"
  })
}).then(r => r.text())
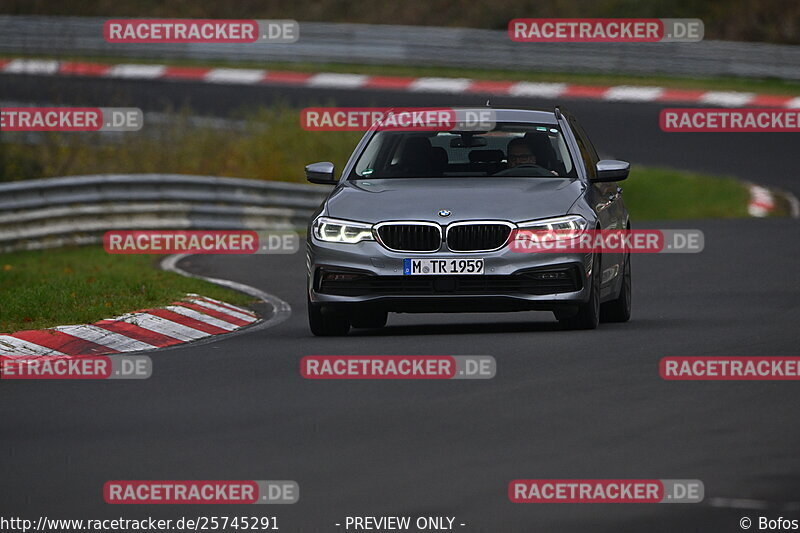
top-left (0, 246), bottom-right (254, 333)
top-left (12, 53), bottom-right (800, 96)
top-left (0, 107), bottom-right (362, 183)
top-left (625, 165), bottom-right (750, 220)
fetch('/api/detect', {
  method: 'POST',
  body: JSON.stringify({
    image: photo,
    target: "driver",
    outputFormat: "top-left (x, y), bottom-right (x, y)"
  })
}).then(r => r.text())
top-left (504, 137), bottom-right (558, 175)
top-left (506, 137), bottom-right (537, 168)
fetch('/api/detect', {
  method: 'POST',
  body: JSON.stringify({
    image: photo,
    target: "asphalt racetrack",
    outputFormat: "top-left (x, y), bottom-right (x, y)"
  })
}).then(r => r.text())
top-left (1, 74), bottom-right (799, 531)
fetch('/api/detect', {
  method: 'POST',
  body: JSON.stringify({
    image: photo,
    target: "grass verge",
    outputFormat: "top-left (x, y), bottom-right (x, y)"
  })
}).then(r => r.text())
top-left (0, 246), bottom-right (254, 333)
top-left (625, 165), bottom-right (750, 220)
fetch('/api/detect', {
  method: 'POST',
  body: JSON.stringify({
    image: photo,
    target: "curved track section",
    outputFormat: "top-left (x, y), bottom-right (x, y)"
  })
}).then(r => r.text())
top-left (1, 76), bottom-right (799, 531)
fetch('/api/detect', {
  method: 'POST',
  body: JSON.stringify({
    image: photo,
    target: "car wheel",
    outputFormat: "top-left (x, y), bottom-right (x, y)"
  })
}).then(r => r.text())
top-left (308, 297), bottom-right (350, 336)
top-left (600, 253), bottom-right (632, 323)
top-left (559, 255), bottom-right (600, 330)
top-left (350, 308), bottom-right (388, 329)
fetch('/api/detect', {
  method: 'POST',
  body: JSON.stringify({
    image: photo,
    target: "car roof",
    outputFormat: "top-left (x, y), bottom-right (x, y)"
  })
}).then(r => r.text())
top-left (452, 108), bottom-right (560, 125)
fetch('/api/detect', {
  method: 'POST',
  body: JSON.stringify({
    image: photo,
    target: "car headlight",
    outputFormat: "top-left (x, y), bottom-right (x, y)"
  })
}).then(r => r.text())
top-left (515, 215), bottom-right (588, 239)
top-left (313, 217), bottom-right (375, 244)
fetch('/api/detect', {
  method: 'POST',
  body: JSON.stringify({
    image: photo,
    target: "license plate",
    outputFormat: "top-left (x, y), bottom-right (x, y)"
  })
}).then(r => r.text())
top-left (403, 258), bottom-right (484, 275)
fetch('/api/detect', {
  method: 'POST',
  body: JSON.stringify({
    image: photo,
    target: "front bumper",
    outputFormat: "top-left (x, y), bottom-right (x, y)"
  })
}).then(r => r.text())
top-left (307, 237), bottom-right (593, 313)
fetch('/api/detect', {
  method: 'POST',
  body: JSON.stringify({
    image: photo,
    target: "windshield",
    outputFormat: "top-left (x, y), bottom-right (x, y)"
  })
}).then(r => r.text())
top-left (350, 123), bottom-right (576, 179)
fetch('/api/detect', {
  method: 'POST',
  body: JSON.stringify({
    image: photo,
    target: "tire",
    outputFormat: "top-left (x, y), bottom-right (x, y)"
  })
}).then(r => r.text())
top-left (350, 308), bottom-right (388, 329)
top-left (600, 253), bottom-right (632, 323)
top-left (558, 254), bottom-right (600, 330)
top-left (308, 297), bottom-right (350, 336)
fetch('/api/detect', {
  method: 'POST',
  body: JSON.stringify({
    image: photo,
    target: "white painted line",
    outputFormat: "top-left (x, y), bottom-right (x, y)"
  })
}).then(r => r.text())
top-left (604, 85), bottom-right (664, 102)
top-left (115, 313), bottom-right (210, 342)
top-left (162, 255), bottom-right (291, 334)
top-left (700, 91), bottom-right (755, 107)
top-left (306, 73), bottom-right (368, 88)
top-left (191, 294), bottom-right (256, 317)
top-left (0, 335), bottom-right (66, 357)
top-left (3, 59), bottom-right (60, 75)
top-left (410, 77), bottom-right (472, 93)
top-left (205, 68), bottom-right (266, 84)
top-left (164, 305), bottom-right (239, 331)
top-left (508, 82), bottom-right (567, 98)
top-left (187, 298), bottom-right (257, 322)
top-left (106, 64), bottom-right (167, 79)
top-left (54, 325), bottom-right (156, 352)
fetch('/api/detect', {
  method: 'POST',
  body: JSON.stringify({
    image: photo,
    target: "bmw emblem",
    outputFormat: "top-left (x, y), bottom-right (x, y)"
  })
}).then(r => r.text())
top-left (438, 209), bottom-right (452, 217)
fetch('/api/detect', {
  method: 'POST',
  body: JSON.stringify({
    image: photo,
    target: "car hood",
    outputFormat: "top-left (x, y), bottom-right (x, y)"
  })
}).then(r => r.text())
top-left (324, 177), bottom-right (584, 223)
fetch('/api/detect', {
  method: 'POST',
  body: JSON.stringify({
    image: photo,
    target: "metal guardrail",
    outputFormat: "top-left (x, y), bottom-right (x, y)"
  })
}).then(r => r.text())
top-left (0, 174), bottom-right (329, 252)
top-left (1, 16), bottom-right (799, 80)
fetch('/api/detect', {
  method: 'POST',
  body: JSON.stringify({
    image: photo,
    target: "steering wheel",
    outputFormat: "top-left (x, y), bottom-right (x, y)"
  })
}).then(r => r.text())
top-left (493, 163), bottom-right (554, 177)
top-left (512, 163), bottom-right (545, 169)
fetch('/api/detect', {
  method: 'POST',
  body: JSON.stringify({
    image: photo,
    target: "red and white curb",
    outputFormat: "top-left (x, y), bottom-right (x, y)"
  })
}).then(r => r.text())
top-left (0, 294), bottom-right (257, 362)
top-left (747, 185), bottom-right (776, 217)
top-left (1, 58), bottom-right (799, 108)
top-left (745, 184), bottom-right (800, 218)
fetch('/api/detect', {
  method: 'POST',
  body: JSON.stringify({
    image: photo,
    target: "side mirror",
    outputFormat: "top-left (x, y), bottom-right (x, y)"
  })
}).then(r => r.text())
top-left (593, 160), bottom-right (630, 182)
top-left (305, 162), bottom-right (337, 185)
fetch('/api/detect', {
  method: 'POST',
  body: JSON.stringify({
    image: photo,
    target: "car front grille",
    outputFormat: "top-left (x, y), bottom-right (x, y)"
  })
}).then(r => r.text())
top-left (446, 223), bottom-right (512, 252)
top-left (318, 266), bottom-right (582, 296)
top-left (376, 223), bottom-right (441, 252)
